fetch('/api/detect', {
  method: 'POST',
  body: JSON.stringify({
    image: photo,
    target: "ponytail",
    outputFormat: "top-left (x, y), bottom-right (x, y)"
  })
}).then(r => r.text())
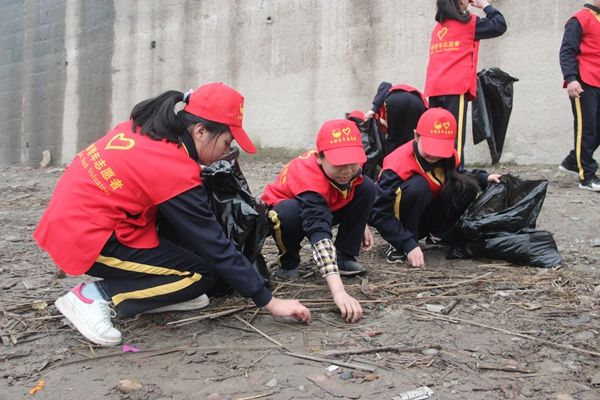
top-left (130, 90), bottom-right (188, 143)
top-left (435, 0), bottom-right (471, 23)
top-left (438, 158), bottom-right (480, 208)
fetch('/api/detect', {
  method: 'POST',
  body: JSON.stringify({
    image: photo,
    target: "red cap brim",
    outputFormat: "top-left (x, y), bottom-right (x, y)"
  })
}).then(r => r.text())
top-left (323, 146), bottom-right (367, 166)
top-left (230, 126), bottom-right (256, 154)
top-left (421, 136), bottom-right (455, 158)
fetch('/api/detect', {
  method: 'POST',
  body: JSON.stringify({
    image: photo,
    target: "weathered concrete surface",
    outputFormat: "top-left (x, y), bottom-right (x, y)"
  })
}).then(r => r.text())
top-left (0, 1), bottom-right (584, 167)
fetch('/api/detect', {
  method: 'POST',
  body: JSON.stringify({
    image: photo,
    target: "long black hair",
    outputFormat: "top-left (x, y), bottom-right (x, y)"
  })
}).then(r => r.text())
top-left (130, 90), bottom-right (229, 144)
top-left (435, 0), bottom-right (471, 23)
top-left (437, 157), bottom-right (480, 208)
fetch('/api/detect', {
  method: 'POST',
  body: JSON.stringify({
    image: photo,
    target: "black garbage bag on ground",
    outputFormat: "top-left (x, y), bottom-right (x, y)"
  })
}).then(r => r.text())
top-left (472, 68), bottom-right (519, 164)
top-left (458, 175), bottom-right (548, 239)
top-left (347, 113), bottom-right (384, 180)
top-left (448, 175), bottom-right (562, 268)
top-left (202, 148), bottom-right (271, 290)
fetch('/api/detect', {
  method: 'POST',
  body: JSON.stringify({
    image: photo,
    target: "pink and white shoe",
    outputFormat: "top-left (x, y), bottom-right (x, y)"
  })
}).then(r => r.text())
top-left (55, 283), bottom-right (122, 346)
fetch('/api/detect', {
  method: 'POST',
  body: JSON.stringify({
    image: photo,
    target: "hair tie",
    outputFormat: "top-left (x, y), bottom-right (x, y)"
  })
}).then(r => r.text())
top-left (183, 89), bottom-right (193, 104)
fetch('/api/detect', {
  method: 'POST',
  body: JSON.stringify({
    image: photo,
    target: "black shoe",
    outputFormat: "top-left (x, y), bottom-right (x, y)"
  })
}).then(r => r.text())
top-left (385, 245), bottom-right (407, 264)
top-left (337, 253), bottom-right (367, 276)
top-left (558, 159), bottom-right (579, 177)
top-left (579, 176), bottom-right (600, 192)
top-left (425, 233), bottom-right (449, 247)
top-left (275, 267), bottom-right (300, 280)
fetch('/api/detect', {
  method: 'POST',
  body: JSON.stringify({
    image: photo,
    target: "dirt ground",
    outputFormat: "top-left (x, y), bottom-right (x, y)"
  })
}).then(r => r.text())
top-left (1, 159), bottom-right (599, 400)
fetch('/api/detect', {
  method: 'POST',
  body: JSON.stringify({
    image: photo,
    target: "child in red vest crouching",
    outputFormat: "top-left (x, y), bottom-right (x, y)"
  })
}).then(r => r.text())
top-left (261, 119), bottom-right (376, 323)
top-left (370, 108), bottom-right (501, 268)
top-left (34, 83), bottom-right (311, 346)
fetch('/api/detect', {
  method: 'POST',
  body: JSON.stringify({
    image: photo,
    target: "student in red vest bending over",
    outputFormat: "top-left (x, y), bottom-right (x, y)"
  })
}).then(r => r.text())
top-left (558, 1), bottom-right (600, 192)
top-left (370, 108), bottom-right (501, 267)
top-left (365, 82), bottom-right (429, 155)
top-left (34, 83), bottom-right (311, 346)
top-left (425, 0), bottom-right (507, 170)
top-left (261, 119), bottom-right (376, 323)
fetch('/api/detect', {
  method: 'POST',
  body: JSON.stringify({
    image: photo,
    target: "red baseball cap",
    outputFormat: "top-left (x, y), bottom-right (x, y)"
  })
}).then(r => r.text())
top-left (316, 119), bottom-right (366, 166)
top-left (415, 108), bottom-right (457, 158)
top-left (184, 82), bottom-right (256, 154)
top-left (346, 110), bottom-right (366, 122)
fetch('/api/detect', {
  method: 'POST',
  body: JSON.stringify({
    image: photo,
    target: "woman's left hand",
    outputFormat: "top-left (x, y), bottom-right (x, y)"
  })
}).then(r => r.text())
top-left (487, 173), bottom-right (502, 183)
top-left (361, 226), bottom-right (374, 251)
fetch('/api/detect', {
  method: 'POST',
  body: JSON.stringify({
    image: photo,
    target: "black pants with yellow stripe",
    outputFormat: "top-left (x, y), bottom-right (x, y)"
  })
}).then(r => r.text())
top-left (268, 177), bottom-right (375, 270)
top-left (398, 175), bottom-right (477, 243)
top-left (384, 90), bottom-right (428, 155)
top-left (429, 94), bottom-right (469, 171)
top-left (563, 82), bottom-right (600, 181)
top-left (87, 234), bottom-right (215, 318)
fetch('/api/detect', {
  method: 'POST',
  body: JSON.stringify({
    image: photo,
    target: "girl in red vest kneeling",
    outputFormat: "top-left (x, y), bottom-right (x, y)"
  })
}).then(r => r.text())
top-left (261, 119), bottom-right (376, 323)
top-left (370, 108), bottom-right (501, 268)
top-left (34, 83), bottom-right (311, 346)
top-left (425, 0), bottom-right (506, 170)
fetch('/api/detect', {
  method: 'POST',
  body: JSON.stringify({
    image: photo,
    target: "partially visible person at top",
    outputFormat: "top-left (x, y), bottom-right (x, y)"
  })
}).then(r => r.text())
top-left (558, 1), bottom-right (600, 192)
top-left (364, 82), bottom-right (429, 155)
top-left (34, 83), bottom-right (311, 347)
top-left (261, 119), bottom-right (376, 323)
top-left (370, 108), bottom-right (501, 267)
top-left (424, 0), bottom-right (507, 170)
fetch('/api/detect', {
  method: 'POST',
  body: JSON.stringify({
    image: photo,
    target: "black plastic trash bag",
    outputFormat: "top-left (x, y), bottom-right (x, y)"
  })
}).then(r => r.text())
top-left (458, 175), bottom-right (548, 239)
top-left (347, 113), bottom-right (384, 180)
top-left (202, 148), bottom-right (271, 284)
top-left (448, 174), bottom-right (562, 268)
top-left (448, 230), bottom-right (562, 268)
top-left (472, 68), bottom-right (519, 164)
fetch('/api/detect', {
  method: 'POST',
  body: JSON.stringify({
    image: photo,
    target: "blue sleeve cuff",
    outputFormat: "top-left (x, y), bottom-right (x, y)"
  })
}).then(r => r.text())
top-left (251, 287), bottom-right (273, 308)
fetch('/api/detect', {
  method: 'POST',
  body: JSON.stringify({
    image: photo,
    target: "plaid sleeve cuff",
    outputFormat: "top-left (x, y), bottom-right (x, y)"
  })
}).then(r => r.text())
top-left (312, 238), bottom-right (340, 278)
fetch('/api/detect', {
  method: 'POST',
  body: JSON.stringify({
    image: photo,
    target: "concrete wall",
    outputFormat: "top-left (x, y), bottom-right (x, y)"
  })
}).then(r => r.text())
top-left (0, 0), bottom-right (583, 167)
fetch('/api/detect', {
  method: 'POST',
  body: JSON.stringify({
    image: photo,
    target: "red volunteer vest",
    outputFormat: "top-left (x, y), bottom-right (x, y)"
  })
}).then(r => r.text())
top-left (425, 15), bottom-right (480, 98)
top-left (381, 141), bottom-right (458, 199)
top-left (33, 120), bottom-right (201, 274)
top-left (261, 151), bottom-right (363, 212)
top-left (573, 8), bottom-right (600, 87)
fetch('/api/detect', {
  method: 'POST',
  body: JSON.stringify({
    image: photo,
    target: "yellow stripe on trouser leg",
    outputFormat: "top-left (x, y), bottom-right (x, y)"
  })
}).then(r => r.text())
top-left (393, 187), bottom-right (402, 220)
top-left (268, 209), bottom-right (287, 259)
top-left (574, 97), bottom-right (584, 180)
top-left (457, 94), bottom-right (465, 164)
top-left (95, 255), bottom-right (202, 306)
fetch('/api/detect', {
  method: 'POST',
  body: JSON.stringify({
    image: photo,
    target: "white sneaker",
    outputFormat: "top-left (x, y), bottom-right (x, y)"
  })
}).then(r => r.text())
top-left (142, 294), bottom-right (210, 314)
top-left (55, 283), bottom-right (122, 346)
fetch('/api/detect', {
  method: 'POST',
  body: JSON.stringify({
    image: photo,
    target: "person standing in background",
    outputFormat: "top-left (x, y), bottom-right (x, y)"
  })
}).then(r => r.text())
top-left (424, 0), bottom-right (507, 170)
top-left (558, 1), bottom-right (600, 192)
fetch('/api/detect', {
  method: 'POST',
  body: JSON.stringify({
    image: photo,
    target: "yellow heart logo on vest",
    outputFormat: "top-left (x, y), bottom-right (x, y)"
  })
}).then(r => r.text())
top-left (105, 133), bottom-right (136, 151)
top-left (342, 127), bottom-right (352, 136)
top-left (437, 27), bottom-right (448, 40)
top-left (442, 121), bottom-right (451, 130)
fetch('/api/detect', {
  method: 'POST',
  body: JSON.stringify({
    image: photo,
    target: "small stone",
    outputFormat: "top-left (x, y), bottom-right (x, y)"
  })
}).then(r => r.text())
top-left (590, 238), bottom-right (600, 247)
top-left (40, 150), bottom-right (51, 168)
top-left (5, 236), bottom-right (22, 242)
top-left (340, 371), bottom-right (353, 380)
top-left (206, 393), bottom-right (222, 400)
top-left (520, 387), bottom-right (534, 397)
top-left (593, 285), bottom-right (600, 299)
top-left (265, 378), bottom-right (278, 387)
top-left (298, 385), bottom-right (305, 391)
top-left (421, 348), bottom-right (439, 356)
